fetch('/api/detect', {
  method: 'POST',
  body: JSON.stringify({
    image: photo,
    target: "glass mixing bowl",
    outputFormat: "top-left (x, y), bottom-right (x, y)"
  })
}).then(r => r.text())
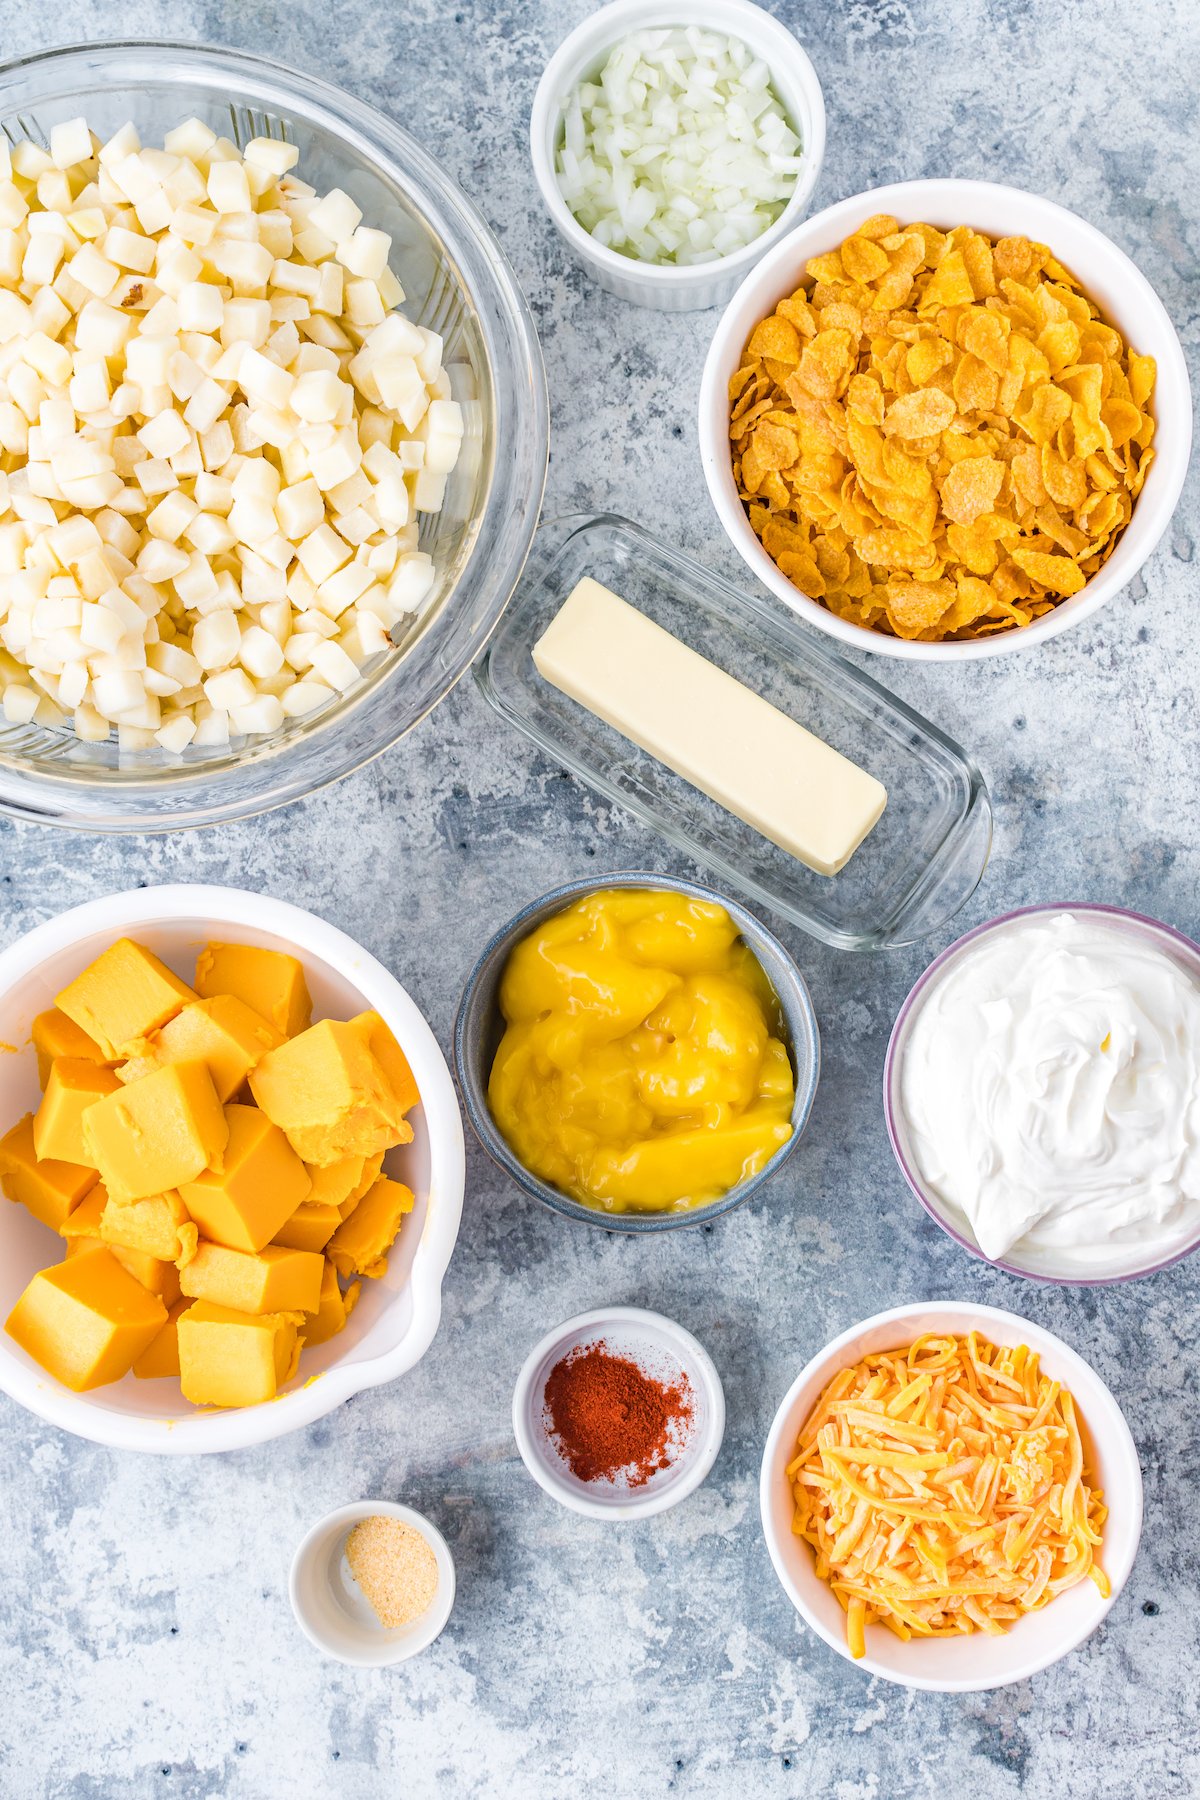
top-left (0, 40), bottom-right (548, 830)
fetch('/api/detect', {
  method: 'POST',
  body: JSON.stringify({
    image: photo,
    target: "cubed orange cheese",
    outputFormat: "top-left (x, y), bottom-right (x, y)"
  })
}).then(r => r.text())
top-left (177, 1301), bottom-right (303, 1406)
top-left (194, 942), bottom-right (311, 1039)
top-left (327, 1175), bottom-right (414, 1279)
top-left (63, 1234), bottom-right (183, 1303)
top-left (272, 1200), bottom-right (342, 1253)
top-left (303, 1258), bottom-right (360, 1347)
top-left (32, 1008), bottom-right (111, 1086)
top-left (179, 1240), bottom-right (323, 1314)
top-left (178, 1103), bottom-right (310, 1253)
top-left (83, 1061), bottom-right (228, 1201)
top-left (100, 1187), bottom-right (192, 1261)
top-left (303, 1153), bottom-right (373, 1211)
top-left (56, 939), bottom-right (196, 1061)
top-left (348, 1011), bottom-right (420, 1114)
top-left (133, 1298), bottom-right (191, 1379)
top-left (117, 995), bottom-right (284, 1102)
top-left (0, 1113), bottom-right (95, 1230)
top-left (59, 1180), bottom-right (107, 1242)
top-left (65, 1235), bottom-right (103, 1259)
top-left (109, 1244), bottom-right (183, 1303)
top-left (33, 1058), bottom-right (120, 1165)
top-left (340, 1152), bottom-right (385, 1219)
top-left (249, 1019), bottom-right (412, 1167)
top-left (6, 1247), bottom-right (167, 1390)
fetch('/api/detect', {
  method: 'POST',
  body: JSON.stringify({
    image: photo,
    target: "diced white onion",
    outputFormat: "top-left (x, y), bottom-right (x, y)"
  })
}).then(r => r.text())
top-left (554, 27), bottom-right (802, 265)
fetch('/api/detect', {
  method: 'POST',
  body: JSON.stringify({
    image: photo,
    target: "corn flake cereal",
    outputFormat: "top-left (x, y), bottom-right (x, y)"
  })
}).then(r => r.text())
top-left (730, 222), bottom-right (1156, 642)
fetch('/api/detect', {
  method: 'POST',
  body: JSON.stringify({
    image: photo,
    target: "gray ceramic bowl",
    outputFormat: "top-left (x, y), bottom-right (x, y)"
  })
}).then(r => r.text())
top-left (453, 871), bottom-right (820, 1233)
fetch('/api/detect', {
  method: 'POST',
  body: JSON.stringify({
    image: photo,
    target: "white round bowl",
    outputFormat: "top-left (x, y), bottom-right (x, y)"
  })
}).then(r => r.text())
top-left (0, 884), bottom-right (464, 1453)
top-left (530, 0), bottom-right (826, 312)
top-left (885, 903), bottom-right (1200, 1284)
top-left (700, 178), bottom-right (1192, 657)
top-left (760, 1301), bottom-right (1142, 1690)
top-left (513, 1306), bottom-right (726, 1519)
top-left (290, 1500), bottom-right (456, 1667)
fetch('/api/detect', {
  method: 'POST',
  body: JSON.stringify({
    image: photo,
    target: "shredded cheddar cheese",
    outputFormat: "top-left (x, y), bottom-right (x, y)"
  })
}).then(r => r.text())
top-left (787, 1333), bottom-right (1109, 1657)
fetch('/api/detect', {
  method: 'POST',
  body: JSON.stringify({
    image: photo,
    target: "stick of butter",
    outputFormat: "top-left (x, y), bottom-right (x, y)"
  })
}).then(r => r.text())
top-left (532, 578), bottom-right (887, 877)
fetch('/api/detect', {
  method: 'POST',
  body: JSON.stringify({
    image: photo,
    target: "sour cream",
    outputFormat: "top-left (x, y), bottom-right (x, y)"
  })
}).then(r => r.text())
top-left (899, 911), bottom-right (1200, 1276)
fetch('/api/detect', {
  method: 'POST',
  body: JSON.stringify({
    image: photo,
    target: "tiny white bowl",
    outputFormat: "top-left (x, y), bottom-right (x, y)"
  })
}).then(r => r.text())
top-left (0, 884), bottom-right (464, 1454)
top-left (760, 1301), bottom-right (1142, 1690)
top-left (289, 1500), bottom-right (456, 1667)
top-left (530, 0), bottom-right (826, 312)
top-left (700, 178), bottom-right (1192, 657)
top-left (513, 1306), bottom-right (726, 1519)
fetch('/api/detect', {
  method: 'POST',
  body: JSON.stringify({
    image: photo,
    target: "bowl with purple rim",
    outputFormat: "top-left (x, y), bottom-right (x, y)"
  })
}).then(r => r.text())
top-left (884, 902), bottom-right (1200, 1285)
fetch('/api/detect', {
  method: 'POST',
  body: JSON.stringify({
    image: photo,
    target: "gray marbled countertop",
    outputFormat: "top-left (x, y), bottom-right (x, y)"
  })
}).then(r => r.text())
top-left (1, 1), bottom-right (1198, 1796)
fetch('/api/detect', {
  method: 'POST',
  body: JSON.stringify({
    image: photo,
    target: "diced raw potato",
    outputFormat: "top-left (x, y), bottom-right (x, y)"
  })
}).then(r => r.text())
top-left (204, 667), bottom-right (256, 710)
top-left (290, 369), bottom-right (342, 424)
top-left (308, 188), bottom-right (362, 243)
top-left (68, 244), bottom-right (120, 298)
top-left (3, 685), bottom-right (41, 723)
top-left (229, 693), bottom-right (284, 735)
top-left (239, 624), bottom-right (285, 679)
top-left (49, 117), bottom-right (95, 170)
top-left (276, 478), bottom-right (323, 540)
top-left (0, 121), bottom-right (461, 748)
top-left (310, 639), bottom-right (360, 692)
top-left (244, 138), bottom-right (300, 178)
top-left (335, 225), bottom-right (390, 281)
top-left (296, 524), bottom-right (352, 585)
top-left (208, 161), bottom-right (251, 215)
top-left (388, 553), bottom-right (437, 613)
top-left (192, 610), bottom-right (242, 671)
top-left (281, 678), bottom-right (335, 715)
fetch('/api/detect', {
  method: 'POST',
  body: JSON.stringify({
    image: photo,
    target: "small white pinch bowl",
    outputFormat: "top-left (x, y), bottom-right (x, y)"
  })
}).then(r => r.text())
top-left (0, 884), bottom-right (464, 1454)
top-left (290, 1500), bottom-right (456, 1667)
top-left (513, 1306), bottom-right (726, 1520)
top-left (700, 178), bottom-right (1192, 657)
top-left (530, 0), bottom-right (826, 311)
top-left (760, 1301), bottom-right (1143, 1691)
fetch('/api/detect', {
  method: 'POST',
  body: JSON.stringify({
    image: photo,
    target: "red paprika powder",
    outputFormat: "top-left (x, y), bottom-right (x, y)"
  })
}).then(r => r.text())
top-left (543, 1339), bottom-right (694, 1487)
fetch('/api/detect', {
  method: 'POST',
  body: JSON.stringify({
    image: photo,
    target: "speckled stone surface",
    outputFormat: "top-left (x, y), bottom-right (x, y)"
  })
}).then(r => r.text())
top-left (0, 1), bottom-right (1197, 1795)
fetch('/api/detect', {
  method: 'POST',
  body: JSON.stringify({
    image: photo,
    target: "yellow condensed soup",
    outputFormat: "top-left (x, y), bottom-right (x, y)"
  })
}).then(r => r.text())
top-left (488, 889), bottom-right (795, 1213)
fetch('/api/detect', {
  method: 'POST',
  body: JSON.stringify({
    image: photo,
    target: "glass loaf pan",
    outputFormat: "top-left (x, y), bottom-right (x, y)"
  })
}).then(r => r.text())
top-left (476, 515), bottom-right (991, 951)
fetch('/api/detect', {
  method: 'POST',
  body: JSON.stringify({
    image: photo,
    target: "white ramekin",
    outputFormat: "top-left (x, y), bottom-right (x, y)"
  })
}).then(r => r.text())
top-left (290, 1500), bottom-right (456, 1666)
top-left (0, 885), bottom-right (464, 1454)
top-left (700, 179), bottom-right (1192, 657)
top-left (760, 1301), bottom-right (1143, 1691)
top-left (512, 1306), bottom-right (726, 1519)
top-left (530, 0), bottom-right (826, 312)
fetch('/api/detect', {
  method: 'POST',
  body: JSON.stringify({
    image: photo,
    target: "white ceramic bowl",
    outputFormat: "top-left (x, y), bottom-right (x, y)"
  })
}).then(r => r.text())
top-left (760, 1301), bottom-right (1142, 1691)
top-left (290, 1500), bottom-right (456, 1667)
top-left (0, 884), bottom-right (464, 1453)
top-left (700, 179), bottom-right (1192, 657)
top-left (530, 0), bottom-right (826, 312)
top-left (513, 1306), bottom-right (726, 1519)
top-left (885, 903), bottom-right (1200, 1284)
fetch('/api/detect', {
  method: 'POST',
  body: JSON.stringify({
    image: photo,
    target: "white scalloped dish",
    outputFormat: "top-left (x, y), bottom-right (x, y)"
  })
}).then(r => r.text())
top-left (0, 883), bottom-right (464, 1453)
